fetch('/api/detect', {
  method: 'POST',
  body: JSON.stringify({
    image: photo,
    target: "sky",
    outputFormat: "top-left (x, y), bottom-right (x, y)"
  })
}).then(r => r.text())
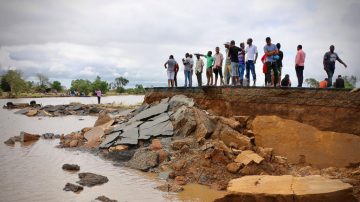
top-left (0, 0), bottom-right (359, 88)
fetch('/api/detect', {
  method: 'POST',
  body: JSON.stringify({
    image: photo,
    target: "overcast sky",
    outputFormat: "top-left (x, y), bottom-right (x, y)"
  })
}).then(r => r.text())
top-left (0, 0), bottom-right (359, 88)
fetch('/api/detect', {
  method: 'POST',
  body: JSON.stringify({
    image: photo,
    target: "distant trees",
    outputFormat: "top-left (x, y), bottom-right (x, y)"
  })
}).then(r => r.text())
top-left (36, 73), bottom-right (50, 92)
top-left (51, 81), bottom-right (63, 92)
top-left (113, 76), bottom-right (129, 93)
top-left (92, 76), bottom-right (109, 93)
top-left (305, 78), bottom-right (320, 88)
top-left (70, 76), bottom-right (110, 96)
top-left (0, 70), bottom-right (27, 96)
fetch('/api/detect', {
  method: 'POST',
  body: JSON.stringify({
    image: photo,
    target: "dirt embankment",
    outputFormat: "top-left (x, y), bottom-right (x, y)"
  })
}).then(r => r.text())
top-left (54, 95), bottom-right (360, 201)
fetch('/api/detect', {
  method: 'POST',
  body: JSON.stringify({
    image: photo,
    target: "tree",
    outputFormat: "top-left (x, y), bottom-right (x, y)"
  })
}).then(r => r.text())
top-left (305, 78), bottom-right (319, 88)
top-left (36, 73), bottom-right (50, 92)
top-left (51, 81), bottom-right (63, 92)
top-left (114, 76), bottom-right (129, 93)
top-left (70, 79), bottom-right (92, 96)
top-left (91, 76), bottom-right (109, 94)
top-left (0, 70), bottom-right (26, 96)
top-left (344, 76), bottom-right (357, 89)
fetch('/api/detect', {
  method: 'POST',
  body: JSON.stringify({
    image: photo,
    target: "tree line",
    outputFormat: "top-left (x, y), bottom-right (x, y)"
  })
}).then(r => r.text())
top-left (0, 70), bottom-right (145, 97)
top-left (305, 76), bottom-right (357, 88)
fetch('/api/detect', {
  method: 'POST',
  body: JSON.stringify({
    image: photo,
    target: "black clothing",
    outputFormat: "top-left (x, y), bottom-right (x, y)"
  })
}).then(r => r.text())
top-left (335, 78), bottom-right (345, 88)
top-left (228, 46), bottom-right (242, 63)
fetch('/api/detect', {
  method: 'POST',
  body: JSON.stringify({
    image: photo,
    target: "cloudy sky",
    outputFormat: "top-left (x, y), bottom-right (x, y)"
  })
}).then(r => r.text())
top-left (0, 0), bottom-right (359, 88)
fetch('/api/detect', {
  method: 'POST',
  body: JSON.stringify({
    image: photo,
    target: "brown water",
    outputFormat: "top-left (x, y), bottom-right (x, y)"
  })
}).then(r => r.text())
top-left (0, 96), bottom-right (226, 202)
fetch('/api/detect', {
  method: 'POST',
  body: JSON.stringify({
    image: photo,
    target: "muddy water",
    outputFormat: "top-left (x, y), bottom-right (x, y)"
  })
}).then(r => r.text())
top-left (0, 96), bottom-right (226, 202)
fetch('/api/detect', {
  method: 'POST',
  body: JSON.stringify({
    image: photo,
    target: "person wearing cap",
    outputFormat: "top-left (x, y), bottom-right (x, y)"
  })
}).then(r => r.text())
top-left (323, 45), bottom-right (347, 87)
top-left (335, 75), bottom-right (345, 88)
top-left (263, 37), bottom-right (279, 87)
top-left (225, 40), bottom-right (242, 86)
top-left (223, 42), bottom-right (232, 85)
top-left (245, 38), bottom-right (258, 86)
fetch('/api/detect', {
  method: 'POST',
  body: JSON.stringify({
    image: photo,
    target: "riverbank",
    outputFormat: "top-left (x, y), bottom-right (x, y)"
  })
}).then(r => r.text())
top-left (0, 92), bottom-right (145, 99)
top-left (47, 94), bottom-right (359, 201)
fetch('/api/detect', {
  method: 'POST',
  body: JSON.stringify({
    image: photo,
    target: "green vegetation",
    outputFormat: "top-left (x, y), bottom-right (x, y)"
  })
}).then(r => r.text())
top-left (305, 78), bottom-right (319, 88)
top-left (125, 84), bottom-right (146, 94)
top-left (112, 76), bottom-right (129, 93)
top-left (51, 81), bottom-right (63, 92)
top-left (305, 76), bottom-right (358, 89)
top-left (0, 70), bottom-right (27, 96)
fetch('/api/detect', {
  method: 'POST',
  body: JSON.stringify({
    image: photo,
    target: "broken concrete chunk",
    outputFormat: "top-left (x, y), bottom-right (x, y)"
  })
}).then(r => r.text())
top-left (234, 150), bottom-right (264, 165)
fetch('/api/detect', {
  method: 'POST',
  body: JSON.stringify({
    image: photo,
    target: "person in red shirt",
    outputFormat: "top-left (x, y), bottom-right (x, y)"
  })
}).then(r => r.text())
top-left (319, 78), bottom-right (328, 88)
top-left (261, 54), bottom-right (269, 86)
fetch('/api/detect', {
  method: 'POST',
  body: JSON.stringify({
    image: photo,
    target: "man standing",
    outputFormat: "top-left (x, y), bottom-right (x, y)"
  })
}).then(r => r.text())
top-left (245, 38), bottom-right (258, 86)
top-left (213, 47), bottom-right (224, 86)
top-left (195, 54), bottom-right (204, 87)
top-left (199, 51), bottom-right (214, 86)
top-left (164, 55), bottom-right (177, 87)
top-left (335, 75), bottom-right (345, 88)
top-left (295, 45), bottom-right (306, 87)
top-left (276, 43), bottom-right (284, 86)
top-left (226, 40), bottom-right (242, 85)
top-left (263, 37), bottom-right (279, 87)
top-left (238, 43), bottom-right (246, 86)
top-left (182, 53), bottom-right (192, 87)
top-left (323, 45), bottom-right (347, 87)
top-left (223, 43), bottom-right (232, 85)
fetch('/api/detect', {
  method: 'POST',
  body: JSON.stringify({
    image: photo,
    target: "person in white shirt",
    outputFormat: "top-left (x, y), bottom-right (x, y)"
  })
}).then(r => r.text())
top-left (213, 47), bottom-right (224, 86)
top-left (195, 54), bottom-right (204, 86)
top-left (245, 38), bottom-right (258, 86)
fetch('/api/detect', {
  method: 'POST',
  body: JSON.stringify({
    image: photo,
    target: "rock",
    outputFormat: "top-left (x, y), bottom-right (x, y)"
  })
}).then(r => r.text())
top-left (194, 108), bottom-right (216, 139)
top-left (217, 175), bottom-right (356, 202)
top-left (252, 116), bottom-right (360, 168)
top-left (131, 102), bottom-right (169, 121)
top-left (62, 164), bottom-right (80, 171)
top-left (170, 138), bottom-right (194, 150)
top-left (42, 133), bottom-right (55, 139)
top-left (89, 107), bottom-right (101, 114)
top-left (26, 109), bottom-right (38, 116)
top-left (69, 139), bottom-right (78, 147)
top-left (94, 111), bottom-right (112, 127)
top-left (20, 131), bottom-right (40, 142)
top-left (158, 149), bottom-right (169, 163)
top-left (77, 172), bottom-right (109, 187)
top-left (139, 114), bottom-right (173, 139)
top-left (210, 149), bottom-right (230, 164)
top-left (213, 124), bottom-right (252, 149)
top-left (95, 196), bottom-right (118, 202)
top-left (172, 160), bottom-right (186, 171)
top-left (84, 127), bottom-right (105, 141)
top-left (172, 107), bottom-right (196, 137)
top-left (239, 164), bottom-right (263, 175)
top-left (168, 95), bottom-right (195, 110)
top-left (156, 183), bottom-right (184, 192)
top-left (175, 176), bottom-right (187, 185)
top-left (274, 155), bottom-right (288, 164)
top-left (126, 148), bottom-right (159, 171)
top-left (149, 139), bottom-right (163, 151)
top-left (180, 145), bottom-right (190, 154)
top-left (296, 166), bottom-right (321, 177)
top-left (217, 116), bottom-right (242, 132)
top-left (63, 183), bottom-right (83, 192)
top-left (227, 162), bottom-right (241, 174)
top-left (108, 145), bottom-right (128, 152)
top-left (233, 116), bottom-right (250, 127)
top-left (256, 147), bottom-right (273, 161)
top-left (14, 109), bottom-right (29, 115)
top-left (100, 133), bottom-right (121, 149)
top-left (234, 150), bottom-right (264, 165)
top-left (97, 120), bottom-right (115, 131)
top-left (4, 137), bottom-right (15, 145)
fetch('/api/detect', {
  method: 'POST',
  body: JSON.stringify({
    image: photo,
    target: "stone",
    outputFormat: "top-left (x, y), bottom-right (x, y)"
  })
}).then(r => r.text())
top-left (126, 148), bottom-right (159, 171)
top-left (131, 102), bottom-right (169, 121)
top-left (172, 160), bottom-right (186, 171)
top-left (172, 107), bottom-right (196, 137)
top-left (168, 95), bottom-right (195, 110)
top-left (94, 111), bottom-right (112, 127)
top-left (69, 139), bottom-right (78, 147)
top-left (156, 183), bottom-right (184, 192)
top-left (97, 120), bottom-right (115, 131)
top-left (99, 132), bottom-right (121, 149)
top-left (256, 147), bottom-right (273, 161)
top-left (77, 172), bottom-right (109, 187)
top-left (233, 116), bottom-right (250, 127)
top-left (210, 149), bottom-right (229, 164)
top-left (115, 137), bottom-right (138, 145)
top-left (95, 196), bottom-right (118, 202)
top-left (180, 145), bottom-right (190, 153)
top-left (63, 183), bottom-right (83, 192)
top-left (84, 127), bottom-right (105, 141)
top-left (149, 139), bottom-right (162, 151)
top-left (42, 133), bottom-right (55, 139)
top-left (213, 125), bottom-right (252, 149)
top-left (139, 119), bottom-right (174, 139)
top-left (25, 109), bottom-right (38, 116)
top-left (252, 116), bottom-right (360, 168)
top-left (108, 145), bottom-right (128, 152)
top-left (170, 138), bottom-right (194, 150)
top-left (227, 162), bottom-right (241, 174)
top-left (274, 156), bottom-right (288, 164)
top-left (239, 164), bottom-right (263, 175)
top-left (158, 149), bottom-right (169, 163)
top-left (15, 109), bottom-right (29, 115)
top-left (193, 108), bottom-right (216, 139)
top-left (62, 164), bottom-right (80, 171)
top-left (217, 116), bottom-right (242, 132)
top-left (175, 176), bottom-right (187, 185)
top-left (217, 175), bottom-right (356, 202)
top-left (234, 150), bottom-right (264, 165)
top-left (20, 131), bottom-right (40, 142)
top-left (4, 137), bottom-right (15, 145)
top-left (119, 121), bottom-right (142, 139)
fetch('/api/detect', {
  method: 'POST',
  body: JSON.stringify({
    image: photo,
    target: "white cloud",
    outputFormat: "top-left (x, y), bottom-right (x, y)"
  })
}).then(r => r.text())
top-left (0, 0), bottom-right (359, 87)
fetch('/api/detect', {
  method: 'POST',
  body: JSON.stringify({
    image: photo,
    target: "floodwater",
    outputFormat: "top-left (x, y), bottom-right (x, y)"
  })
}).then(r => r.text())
top-left (0, 96), bottom-right (226, 202)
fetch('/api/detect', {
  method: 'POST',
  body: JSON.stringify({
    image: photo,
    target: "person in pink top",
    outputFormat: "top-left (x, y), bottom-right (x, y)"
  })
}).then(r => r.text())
top-left (95, 89), bottom-right (102, 104)
top-left (295, 45), bottom-right (306, 87)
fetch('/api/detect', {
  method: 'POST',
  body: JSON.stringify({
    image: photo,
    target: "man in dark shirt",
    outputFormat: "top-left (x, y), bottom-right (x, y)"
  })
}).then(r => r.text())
top-left (276, 43), bottom-right (284, 86)
top-left (281, 74), bottom-right (291, 87)
top-left (226, 40), bottom-right (242, 85)
top-left (335, 75), bottom-right (345, 88)
top-left (323, 45), bottom-right (347, 87)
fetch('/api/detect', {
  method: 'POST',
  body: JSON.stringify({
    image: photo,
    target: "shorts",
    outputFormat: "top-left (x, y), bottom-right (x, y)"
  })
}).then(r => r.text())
top-left (231, 62), bottom-right (239, 77)
top-left (167, 71), bottom-right (175, 80)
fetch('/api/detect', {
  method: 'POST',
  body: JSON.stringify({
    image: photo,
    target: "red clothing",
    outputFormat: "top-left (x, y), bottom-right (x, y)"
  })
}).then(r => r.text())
top-left (261, 54), bottom-right (267, 73)
top-left (319, 80), bottom-right (328, 88)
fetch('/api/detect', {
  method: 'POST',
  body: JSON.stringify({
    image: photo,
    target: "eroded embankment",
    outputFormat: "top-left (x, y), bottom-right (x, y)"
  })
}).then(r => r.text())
top-left (144, 87), bottom-right (360, 135)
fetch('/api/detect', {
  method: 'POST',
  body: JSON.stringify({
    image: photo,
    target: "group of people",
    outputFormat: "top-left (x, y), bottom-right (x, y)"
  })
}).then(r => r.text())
top-left (164, 37), bottom-right (348, 88)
